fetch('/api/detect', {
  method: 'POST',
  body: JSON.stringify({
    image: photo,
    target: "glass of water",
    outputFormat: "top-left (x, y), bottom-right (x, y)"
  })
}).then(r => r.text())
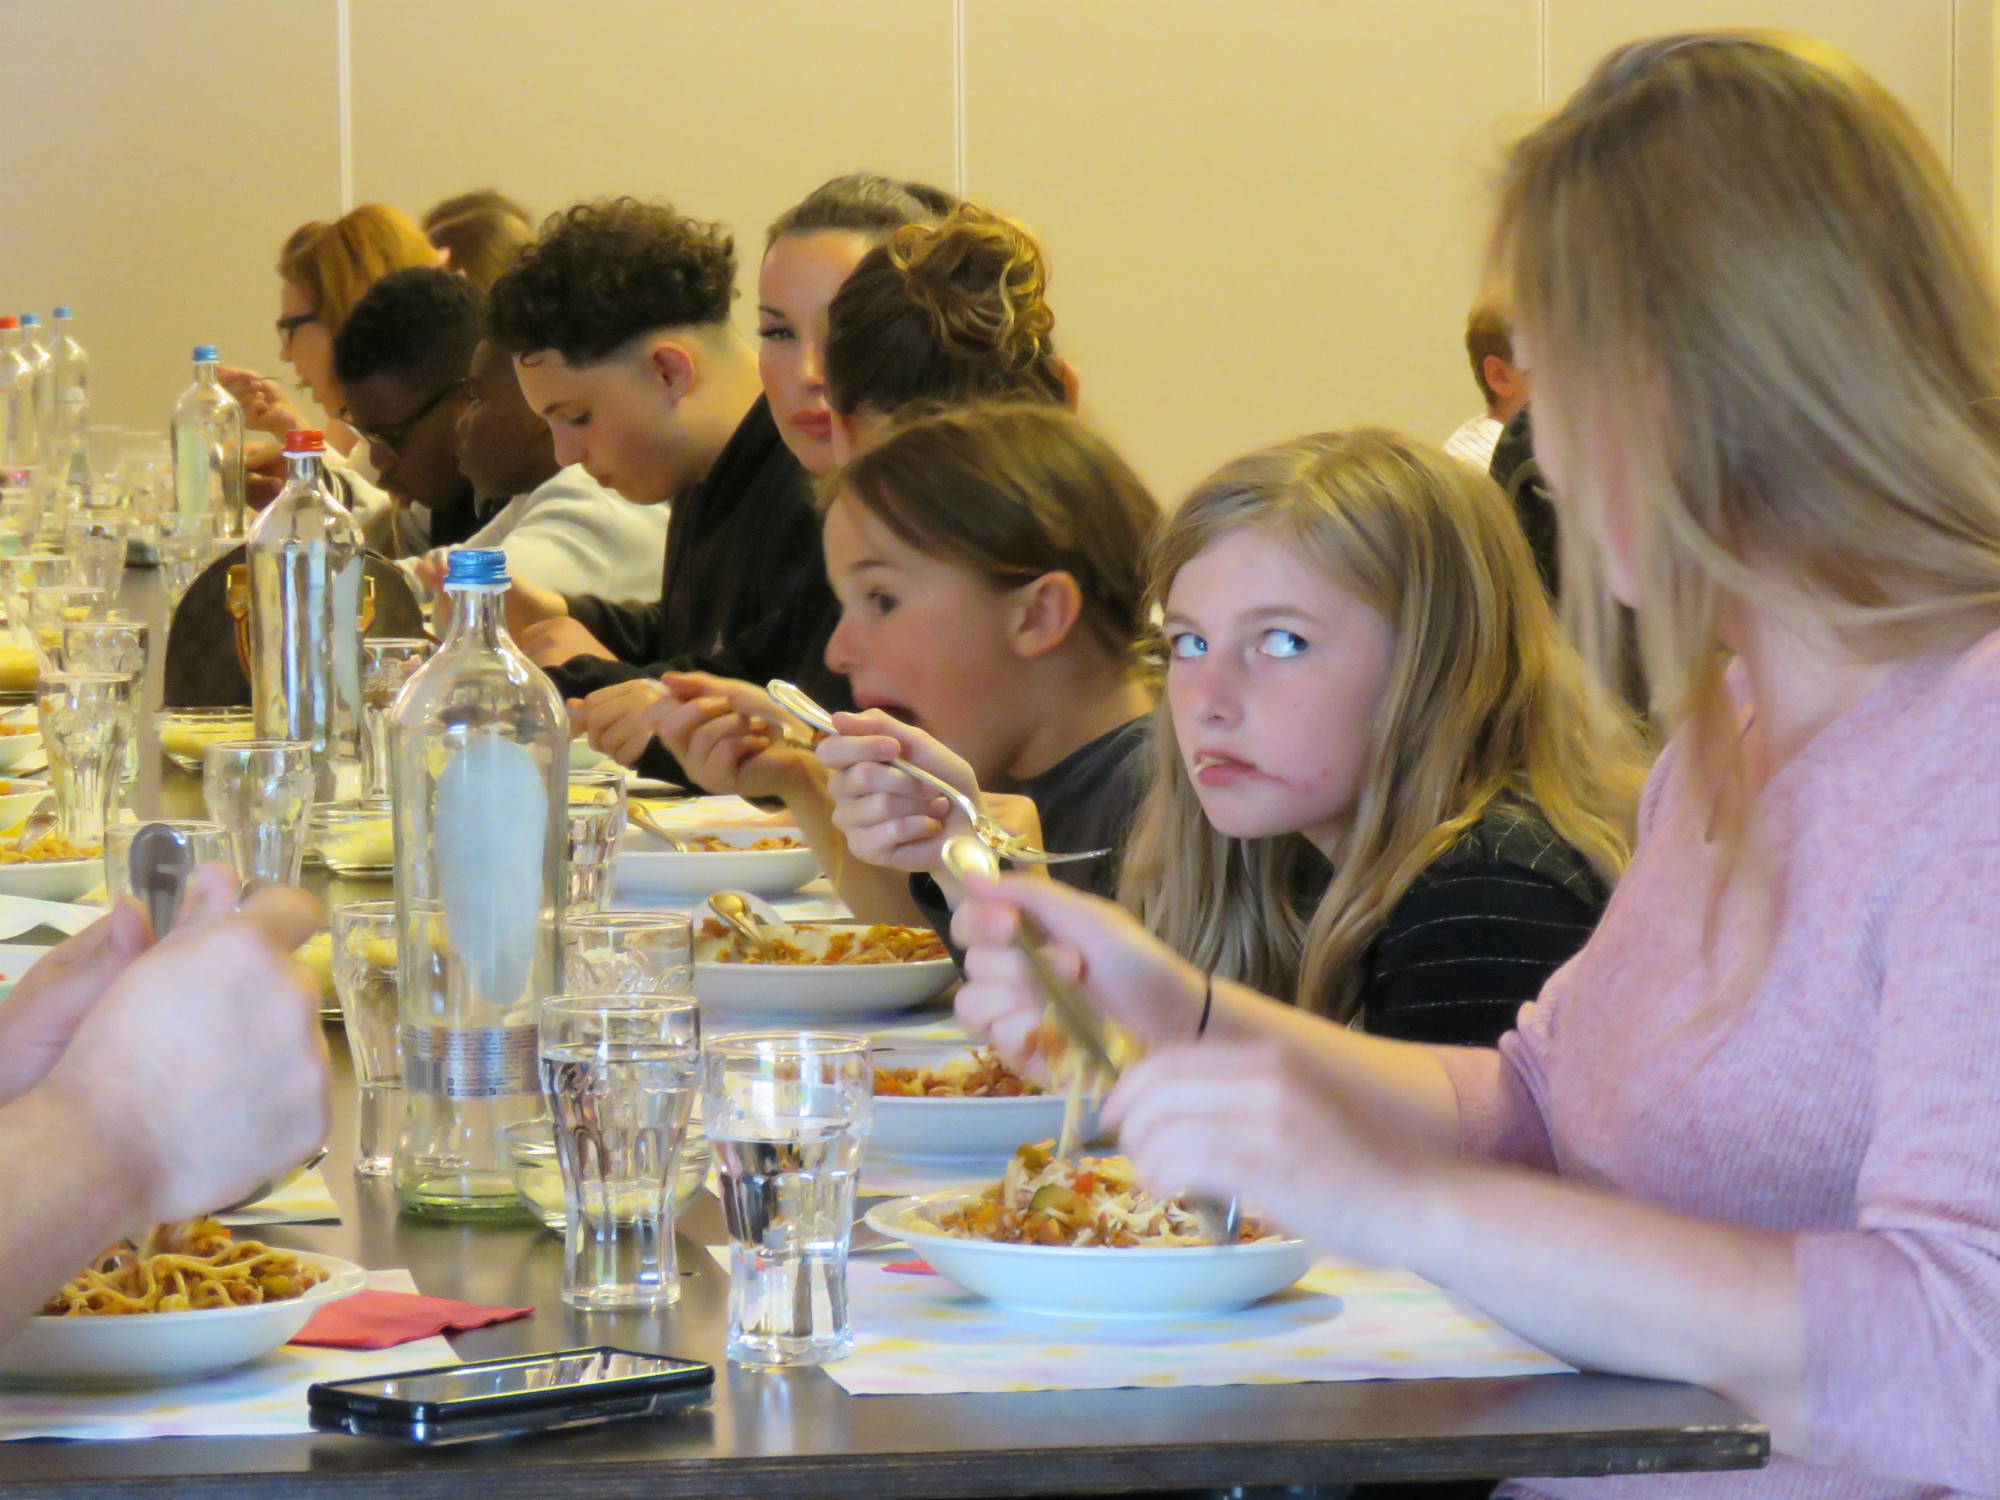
top-left (702, 1032), bottom-right (872, 1368)
top-left (359, 637), bottom-right (434, 797)
top-left (155, 511), bottom-right (216, 608)
top-left (24, 582), bottom-right (106, 670)
top-left (103, 819), bottom-right (231, 916)
top-left (331, 899), bottom-right (404, 1178)
top-left (37, 671), bottom-right (135, 845)
top-left (561, 910), bottom-right (693, 996)
top-left (61, 512), bottom-right (126, 594)
top-left (539, 992), bottom-right (701, 1311)
top-left (202, 739), bottom-right (316, 892)
top-left (565, 790), bottom-right (624, 914)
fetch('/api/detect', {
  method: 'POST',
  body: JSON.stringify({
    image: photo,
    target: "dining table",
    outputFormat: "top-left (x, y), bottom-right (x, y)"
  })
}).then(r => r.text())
top-left (0, 565), bottom-right (1770, 1498)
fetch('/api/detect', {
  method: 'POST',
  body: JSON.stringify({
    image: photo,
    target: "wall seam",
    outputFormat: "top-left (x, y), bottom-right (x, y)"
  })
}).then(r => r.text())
top-left (952, 0), bottom-right (968, 196)
top-left (337, 0), bottom-right (354, 211)
top-left (1538, 0), bottom-right (1549, 104)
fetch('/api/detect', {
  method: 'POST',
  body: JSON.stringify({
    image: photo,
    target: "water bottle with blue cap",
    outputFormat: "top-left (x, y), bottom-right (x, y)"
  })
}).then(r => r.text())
top-left (389, 547), bottom-right (569, 1221)
top-left (171, 343), bottom-right (245, 537)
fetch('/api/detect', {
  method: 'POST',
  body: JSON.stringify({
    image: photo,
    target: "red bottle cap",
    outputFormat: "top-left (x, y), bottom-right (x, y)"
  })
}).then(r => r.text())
top-left (284, 429), bottom-right (325, 452)
top-left (0, 317), bottom-right (17, 330)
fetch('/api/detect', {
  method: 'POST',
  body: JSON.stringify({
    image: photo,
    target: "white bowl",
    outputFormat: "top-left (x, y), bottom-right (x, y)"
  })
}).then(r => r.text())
top-left (0, 730), bottom-right (42, 772)
top-left (870, 1045), bottom-right (1075, 1161)
top-left (0, 781), bottom-right (46, 830)
top-left (0, 1252), bottom-right (369, 1386)
top-left (0, 856), bottom-right (101, 903)
top-left (695, 922), bottom-right (955, 1018)
top-left (866, 1193), bottom-right (1313, 1320)
top-left (617, 825), bottom-right (821, 899)
top-left (569, 738), bottom-right (608, 770)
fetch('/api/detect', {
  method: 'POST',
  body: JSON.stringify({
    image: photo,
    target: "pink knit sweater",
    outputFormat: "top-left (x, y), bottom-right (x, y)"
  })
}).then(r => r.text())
top-left (1435, 636), bottom-right (2000, 1500)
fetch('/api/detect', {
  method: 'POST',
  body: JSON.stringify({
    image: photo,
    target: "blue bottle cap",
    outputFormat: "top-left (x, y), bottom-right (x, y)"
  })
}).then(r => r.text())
top-left (52, 306), bottom-right (71, 319)
top-left (444, 549), bottom-right (509, 587)
top-left (19, 314), bottom-right (38, 328)
top-left (193, 344), bottom-right (219, 362)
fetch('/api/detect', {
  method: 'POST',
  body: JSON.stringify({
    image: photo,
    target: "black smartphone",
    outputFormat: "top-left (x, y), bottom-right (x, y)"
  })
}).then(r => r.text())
top-left (308, 1347), bottom-right (714, 1445)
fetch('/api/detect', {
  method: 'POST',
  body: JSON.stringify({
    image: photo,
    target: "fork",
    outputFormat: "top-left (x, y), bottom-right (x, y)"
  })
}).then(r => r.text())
top-left (765, 680), bottom-right (1110, 868)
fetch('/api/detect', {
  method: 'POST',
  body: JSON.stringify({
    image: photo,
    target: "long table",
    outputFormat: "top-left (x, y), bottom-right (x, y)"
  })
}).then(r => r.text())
top-left (0, 568), bottom-right (1769, 1497)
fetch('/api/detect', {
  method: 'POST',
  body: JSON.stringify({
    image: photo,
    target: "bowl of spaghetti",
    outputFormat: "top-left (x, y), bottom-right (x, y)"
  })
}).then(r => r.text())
top-left (865, 1145), bottom-right (1312, 1320)
top-left (870, 1045), bottom-right (1078, 1162)
top-left (616, 822), bottom-right (821, 898)
top-left (0, 1220), bottom-right (368, 1386)
top-left (693, 919), bottom-right (955, 1018)
top-left (0, 833), bottom-right (102, 902)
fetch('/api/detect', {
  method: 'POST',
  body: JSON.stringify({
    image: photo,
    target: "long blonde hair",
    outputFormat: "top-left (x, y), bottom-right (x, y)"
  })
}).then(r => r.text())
top-left (1119, 430), bottom-right (1646, 1018)
top-left (278, 204), bottom-right (439, 334)
top-left (1491, 32), bottom-right (2000, 947)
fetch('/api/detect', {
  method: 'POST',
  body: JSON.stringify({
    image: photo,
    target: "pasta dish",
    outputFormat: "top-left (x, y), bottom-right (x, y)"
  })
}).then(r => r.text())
top-left (684, 834), bottom-right (807, 852)
top-left (0, 834), bottom-right (98, 864)
top-left (699, 919), bottom-right (947, 966)
top-left (42, 1220), bottom-right (327, 1316)
top-left (936, 1142), bottom-right (1268, 1248)
top-left (874, 1047), bottom-right (1041, 1097)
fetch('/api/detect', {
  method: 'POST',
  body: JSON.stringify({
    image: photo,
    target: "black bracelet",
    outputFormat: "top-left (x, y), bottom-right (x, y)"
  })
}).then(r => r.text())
top-left (1195, 970), bottom-right (1215, 1039)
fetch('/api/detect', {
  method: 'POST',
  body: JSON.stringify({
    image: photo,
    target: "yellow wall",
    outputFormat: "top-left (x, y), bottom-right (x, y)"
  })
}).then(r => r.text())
top-left (1, 0), bottom-right (1990, 504)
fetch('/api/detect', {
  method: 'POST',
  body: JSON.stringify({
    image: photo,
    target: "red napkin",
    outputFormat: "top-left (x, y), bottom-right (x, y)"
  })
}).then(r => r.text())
top-left (290, 1290), bottom-right (534, 1350)
top-left (883, 1259), bottom-right (939, 1277)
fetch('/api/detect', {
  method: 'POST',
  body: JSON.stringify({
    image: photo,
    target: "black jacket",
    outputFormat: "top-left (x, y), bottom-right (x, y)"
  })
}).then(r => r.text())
top-left (549, 396), bottom-right (850, 780)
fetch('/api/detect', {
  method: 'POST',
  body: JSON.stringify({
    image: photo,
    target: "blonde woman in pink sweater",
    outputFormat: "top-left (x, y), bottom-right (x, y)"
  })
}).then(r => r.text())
top-left (951, 32), bottom-right (2000, 1500)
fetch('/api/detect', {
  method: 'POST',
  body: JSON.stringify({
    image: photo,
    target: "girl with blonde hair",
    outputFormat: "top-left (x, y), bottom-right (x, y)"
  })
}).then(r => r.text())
top-left (1120, 428), bottom-right (1641, 1042)
top-left (951, 31), bottom-right (2000, 1498)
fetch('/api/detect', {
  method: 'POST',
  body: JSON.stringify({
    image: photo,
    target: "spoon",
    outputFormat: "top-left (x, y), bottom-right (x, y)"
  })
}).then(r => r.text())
top-left (627, 801), bottom-right (693, 852)
top-left (127, 822), bottom-right (196, 940)
top-left (709, 889), bottom-right (776, 958)
top-left (12, 796), bottom-right (56, 854)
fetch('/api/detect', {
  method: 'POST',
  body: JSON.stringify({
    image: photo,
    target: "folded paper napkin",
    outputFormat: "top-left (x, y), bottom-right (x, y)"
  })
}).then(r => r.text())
top-left (292, 1290), bottom-right (534, 1350)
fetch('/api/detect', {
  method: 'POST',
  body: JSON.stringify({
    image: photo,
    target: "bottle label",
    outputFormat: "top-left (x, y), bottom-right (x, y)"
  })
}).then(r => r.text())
top-left (401, 1024), bottom-right (539, 1099)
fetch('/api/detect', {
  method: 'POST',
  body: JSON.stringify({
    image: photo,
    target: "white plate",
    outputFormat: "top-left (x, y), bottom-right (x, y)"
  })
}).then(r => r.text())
top-left (0, 782), bottom-right (45, 830)
top-left (0, 941), bottom-right (50, 998)
top-left (866, 1193), bottom-right (1313, 1320)
top-left (0, 856), bottom-right (101, 903)
top-left (0, 1251), bottom-right (369, 1386)
top-left (0, 731), bottom-right (41, 772)
top-left (870, 1045), bottom-right (1073, 1161)
top-left (617, 824), bottom-right (821, 899)
top-left (695, 923), bottom-right (955, 1018)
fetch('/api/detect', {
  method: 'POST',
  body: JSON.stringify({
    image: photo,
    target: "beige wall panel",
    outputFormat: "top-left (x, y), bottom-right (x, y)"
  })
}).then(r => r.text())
top-left (965, 0), bottom-right (1541, 505)
top-left (0, 0), bottom-right (341, 434)
top-left (347, 0), bottom-right (957, 325)
top-left (1548, 1), bottom-right (1980, 228)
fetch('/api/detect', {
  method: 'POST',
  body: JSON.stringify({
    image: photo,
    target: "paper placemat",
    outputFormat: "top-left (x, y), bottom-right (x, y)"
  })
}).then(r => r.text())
top-left (0, 1270), bottom-right (457, 1440)
top-left (217, 1168), bottom-right (342, 1227)
top-left (814, 1254), bottom-right (1571, 1396)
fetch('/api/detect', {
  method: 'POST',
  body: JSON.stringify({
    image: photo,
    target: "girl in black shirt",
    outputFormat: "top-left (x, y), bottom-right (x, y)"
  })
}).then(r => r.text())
top-left (1119, 429), bottom-right (1648, 1046)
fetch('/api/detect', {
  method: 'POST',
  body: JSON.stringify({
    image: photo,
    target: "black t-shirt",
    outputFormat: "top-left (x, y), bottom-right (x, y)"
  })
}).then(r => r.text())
top-left (1357, 800), bottom-right (1608, 1047)
top-left (910, 716), bottom-right (1151, 938)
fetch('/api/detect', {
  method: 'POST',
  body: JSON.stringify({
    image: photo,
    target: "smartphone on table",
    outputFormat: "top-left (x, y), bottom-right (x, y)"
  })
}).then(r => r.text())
top-left (308, 1346), bottom-right (714, 1445)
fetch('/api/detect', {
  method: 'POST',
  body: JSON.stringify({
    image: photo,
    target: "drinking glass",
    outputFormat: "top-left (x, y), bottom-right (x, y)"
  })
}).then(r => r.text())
top-left (561, 911), bottom-right (693, 997)
top-left (331, 899), bottom-right (404, 1178)
top-left (202, 739), bottom-right (316, 892)
top-left (359, 637), bottom-right (434, 798)
top-left (62, 512), bottom-right (126, 594)
top-left (37, 671), bottom-right (135, 844)
top-left (85, 426), bottom-right (129, 490)
top-left (59, 618), bottom-right (147, 677)
top-left (566, 794), bottom-right (624, 915)
top-left (103, 820), bottom-right (231, 915)
top-left (25, 583), bottom-right (107, 670)
top-left (703, 1032), bottom-right (873, 1367)
top-left (540, 992), bottom-right (701, 1310)
top-left (0, 553), bottom-right (70, 648)
top-left (155, 511), bottom-right (216, 608)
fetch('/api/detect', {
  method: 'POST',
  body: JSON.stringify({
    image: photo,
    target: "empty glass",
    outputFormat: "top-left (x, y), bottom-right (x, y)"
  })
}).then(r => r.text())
top-left (24, 583), bottom-right (106, 670)
top-left (561, 911), bottom-right (693, 997)
top-left (155, 511), bottom-right (216, 607)
top-left (37, 671), bottom-right (135, 844)
top-left (1, 556), bottom-right (74, 649)
top-left (359, 637), bottom-right (434, 798)
top-left (703, 1032), bottom-right (873, 1367)
top-left (540, 992), bottom-right (701, 1310)
top-left (331, 899), bottom-right (404, 1177)
top-left (103, 819), bottom-right (231, 915)
top-left (59, 618), bottom-right (147, 677)
top-left (202, 739), bottom-right (316, 893)
top-left (566, 793), bottom-right (624, 915)
top-left (62, 512), bottom-right (126, 594)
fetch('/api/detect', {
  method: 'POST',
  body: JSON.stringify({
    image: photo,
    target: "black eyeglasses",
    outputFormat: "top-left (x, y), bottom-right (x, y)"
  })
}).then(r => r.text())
top-left (275, 310), bottom-right (319, 345)
top-left (344, 379), bottom-right (470, 456)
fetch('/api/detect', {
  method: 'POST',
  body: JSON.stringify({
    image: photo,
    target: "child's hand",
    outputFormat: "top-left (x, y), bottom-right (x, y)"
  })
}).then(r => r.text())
top-left (571, 679), bottom-right (673, 768)
top-left (649, 673), bottom-right (818, 801)
top-left (818, 710), bottom-right (985, 877)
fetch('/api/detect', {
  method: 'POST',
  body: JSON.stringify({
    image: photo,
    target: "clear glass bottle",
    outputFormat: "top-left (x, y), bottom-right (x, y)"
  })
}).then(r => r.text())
top-left (0, 318), bottom-right (35, 470)
top-left (16, 315), bottom-right (53, 459)
top-left (171, 344), bottom-right (245, 539)
top-left (48, 306), bottom-right (88, 425)
top-left (390, 548), bottom-right (568, 1221)
top-left (245, 429), bottom-right (364, 801)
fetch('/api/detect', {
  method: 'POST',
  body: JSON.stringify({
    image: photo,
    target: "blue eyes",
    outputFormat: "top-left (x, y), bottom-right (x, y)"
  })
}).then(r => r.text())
top-left (1167, 630), bottom-right (1307, 661)
top-left (1261, 629), bottom-right (1308, 659)
top-left (1168, 632), bottom-right (1207, 660)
